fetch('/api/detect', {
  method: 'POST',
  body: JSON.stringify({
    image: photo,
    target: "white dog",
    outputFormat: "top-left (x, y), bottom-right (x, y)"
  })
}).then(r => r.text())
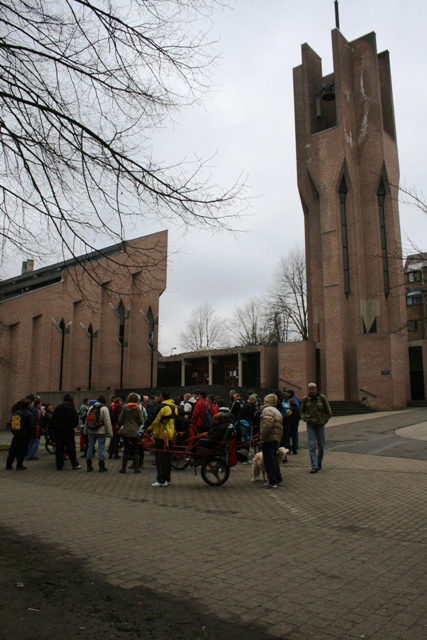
top-left (251, 447), bottom-right (289, 482)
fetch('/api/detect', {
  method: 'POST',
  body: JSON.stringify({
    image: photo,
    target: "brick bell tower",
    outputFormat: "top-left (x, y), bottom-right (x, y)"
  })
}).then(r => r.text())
top-left (293, 29), bottom-right (409, 410)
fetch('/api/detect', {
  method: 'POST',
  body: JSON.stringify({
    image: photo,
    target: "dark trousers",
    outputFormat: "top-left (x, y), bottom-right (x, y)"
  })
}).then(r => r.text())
top-left (123, 437), bottom-right (139, 458)
top-left (54, 429), bottom-right (78, 469)
top-left (262, 440), bottom-right (282, 485)
top-left (6, 432), bottom-right (29, 468)
top-left (137, 443), bottom-right (145, 466)
top-left (155, 437), bottom-right (172, 483)
top-left (108, 431), bottom-right (121, 456)
top-left (284, 423), bottom-right (299, 453)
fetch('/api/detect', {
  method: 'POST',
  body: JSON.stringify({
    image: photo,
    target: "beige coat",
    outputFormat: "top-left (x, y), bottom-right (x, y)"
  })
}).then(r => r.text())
top-left (84, 404), bottom-right (113, 437)
top-left (260, 394), bottom-right (283, 443)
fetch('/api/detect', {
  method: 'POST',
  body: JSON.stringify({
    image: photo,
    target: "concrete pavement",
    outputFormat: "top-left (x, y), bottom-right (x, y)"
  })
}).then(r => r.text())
top-left (1, 408), bottom-right (427, 639)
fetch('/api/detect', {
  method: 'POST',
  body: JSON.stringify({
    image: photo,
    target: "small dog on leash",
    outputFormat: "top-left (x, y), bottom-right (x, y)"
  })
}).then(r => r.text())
top-left (251, 447), bottom-right (289, 482)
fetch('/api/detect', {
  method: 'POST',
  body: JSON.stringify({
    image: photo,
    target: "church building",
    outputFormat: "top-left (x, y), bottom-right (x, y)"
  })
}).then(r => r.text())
top-left (282, 27), bottom-right (410, 410)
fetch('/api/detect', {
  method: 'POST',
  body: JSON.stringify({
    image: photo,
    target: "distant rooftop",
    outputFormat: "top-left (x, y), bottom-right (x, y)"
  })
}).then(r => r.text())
top-left (404, 253), bottom-right (427, 273)
top-left (0, 240), bottom-right (126, 302)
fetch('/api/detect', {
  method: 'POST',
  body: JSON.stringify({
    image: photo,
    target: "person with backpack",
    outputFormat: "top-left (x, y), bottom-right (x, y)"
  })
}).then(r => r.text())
top-left (145, 391), bottom-right (177, 487)
top-left (51, 394), bottom-right (81, 470)
top-left (117, 393), bottom-right (145, 474)
top-left (78, 398), bottom-right (89, 457)
top-left (6, 400), bottom-right (34, 470)
top-left (192, 391), bottom-right (213, 433)
top-left (108, 397), bottom-right (123, 460)
top-left (84, 394), bottom-right (113, 472)
top-left (283, 389), bottom-right (301, 455)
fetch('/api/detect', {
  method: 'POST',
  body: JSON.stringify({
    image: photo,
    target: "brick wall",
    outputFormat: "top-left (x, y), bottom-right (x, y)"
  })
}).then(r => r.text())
top-left (278, 341), bottom-right (316, 397)
top-left (356, 332), bottom-right (408, 410)
top-left (0, 232), bottom-right (167, 427)
top-left (293, 28), bottom-right (409, 408)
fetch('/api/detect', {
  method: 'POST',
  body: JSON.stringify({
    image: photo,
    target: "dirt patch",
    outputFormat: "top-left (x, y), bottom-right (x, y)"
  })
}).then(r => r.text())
top-left (0, 527), bottom-right (276, 640)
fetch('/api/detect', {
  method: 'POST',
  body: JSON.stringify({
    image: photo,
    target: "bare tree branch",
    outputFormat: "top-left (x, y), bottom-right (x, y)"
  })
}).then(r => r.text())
top-left (229, 297), bottom-right (270, 346)
top-left (266, 247), bottom-right (308, 342)
top-left (0, 0), bottom-right (245, 281)
top-left (178, 302), bottom-right (230, 351)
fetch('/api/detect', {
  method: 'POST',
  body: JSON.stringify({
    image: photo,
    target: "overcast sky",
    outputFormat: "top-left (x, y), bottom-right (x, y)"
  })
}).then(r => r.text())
top-left (6, 1), bottom-right (427, 355)
top-left (149, 0), bottom-right (427, 355)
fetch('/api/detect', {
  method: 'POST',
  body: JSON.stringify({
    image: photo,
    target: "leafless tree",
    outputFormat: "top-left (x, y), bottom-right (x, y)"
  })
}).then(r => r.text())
top-left (398, 185), bottom-right (427, 218)
top-left (267, 247), bottom-right (308, 342)
top-left (0, 0), bottom-right (244, 278)
top-left (178, 302), bottom-right (230, 351)
top-left (229, 297), bottom-right (270, 346)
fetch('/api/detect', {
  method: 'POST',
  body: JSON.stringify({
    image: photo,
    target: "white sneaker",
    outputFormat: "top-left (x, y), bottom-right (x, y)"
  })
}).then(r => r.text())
top-left (152, 481), bottom-right (163, 487)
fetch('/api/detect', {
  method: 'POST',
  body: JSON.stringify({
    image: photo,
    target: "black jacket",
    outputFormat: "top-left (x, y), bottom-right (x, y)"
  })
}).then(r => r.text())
top-left (52, 402), bottom-right (79, 431)
top-left (239, 401), bottom-right (256, 425)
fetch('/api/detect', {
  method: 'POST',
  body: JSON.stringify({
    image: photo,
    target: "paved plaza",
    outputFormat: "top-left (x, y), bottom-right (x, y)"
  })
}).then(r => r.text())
top-left (1, 408), bottom-right (427, 639)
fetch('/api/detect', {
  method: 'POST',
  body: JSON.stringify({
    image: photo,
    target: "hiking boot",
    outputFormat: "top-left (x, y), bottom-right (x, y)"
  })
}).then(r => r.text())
top-left (86, 459), bottom-right (94, 472)
top-left (133, 456), bottom-right (141, 473)
top-left (99, 461), bottom-right (108, 472)
top-left (119, 456), bottom-right (128, 474)
top-left (17, 465), bottom-right (27, 470)
top-left (113, 454), bottom-right (121, 459)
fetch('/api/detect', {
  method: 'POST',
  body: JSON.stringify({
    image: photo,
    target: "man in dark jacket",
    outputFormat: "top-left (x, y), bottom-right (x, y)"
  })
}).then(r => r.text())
top-left (52, 394), bottom-right (81, 470)
top-left (6, 400), bottom-right (34, 470)
top-left (283, 389), bottom-right (300, 455)
top-left (239, 394), bottom-right (257, 427)
top-left (300, 383), bottom-right (332, 473)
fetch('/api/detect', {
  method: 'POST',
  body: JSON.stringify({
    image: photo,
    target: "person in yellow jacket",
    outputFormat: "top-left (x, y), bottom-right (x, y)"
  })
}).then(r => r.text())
top-left (145, 391), bottom-right (177, 487)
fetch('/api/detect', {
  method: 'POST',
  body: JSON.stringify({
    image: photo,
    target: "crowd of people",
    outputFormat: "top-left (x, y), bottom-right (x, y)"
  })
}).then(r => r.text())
top-left (5, 384), bottom-right (332, 487)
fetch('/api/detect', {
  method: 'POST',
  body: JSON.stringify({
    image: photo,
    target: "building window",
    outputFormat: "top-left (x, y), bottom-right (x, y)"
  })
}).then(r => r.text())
top-left (406, 291), bottom-right (422, 305)
top-left (377, 179), bottom-right (390, 297)
top-left (408, 320), bottom-right (418, 331)
top-left (408, 271), bottom-right (422, 283)
top-left (117, 300), bottom-right (126, 389)
top-left (338, 175), bottom-right (350, 295)
top-left (363, 317), bottom-right (377, 334)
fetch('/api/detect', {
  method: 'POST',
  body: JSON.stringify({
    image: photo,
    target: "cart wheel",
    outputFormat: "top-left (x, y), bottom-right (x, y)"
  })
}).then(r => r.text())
top-left (45, 438), bottom-right (56, 454)
top-left (171, 454), bottom-right (189, 470)
top-left (201, 457), bottom-right (229, 486)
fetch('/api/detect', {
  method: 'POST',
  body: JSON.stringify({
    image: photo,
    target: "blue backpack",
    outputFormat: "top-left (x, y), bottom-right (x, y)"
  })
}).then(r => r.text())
top-left (202, 403), bottom-right (214, 431)
top-left (281, 401), bottom-right (292, 418)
